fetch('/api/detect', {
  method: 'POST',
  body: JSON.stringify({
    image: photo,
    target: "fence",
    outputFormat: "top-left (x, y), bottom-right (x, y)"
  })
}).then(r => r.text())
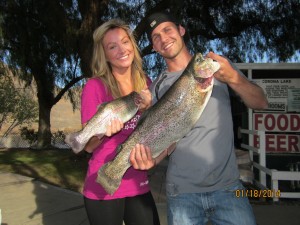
top-left (0, 133), bottom-right (70, 149)
top-left (240, 128), bottom-right (300, 202)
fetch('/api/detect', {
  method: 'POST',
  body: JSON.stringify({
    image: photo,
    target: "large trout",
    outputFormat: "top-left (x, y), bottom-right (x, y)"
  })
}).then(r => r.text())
top-left (65, 91), bottom-right (140, 154)
top-left (97, 53), bottom-right (220, 195)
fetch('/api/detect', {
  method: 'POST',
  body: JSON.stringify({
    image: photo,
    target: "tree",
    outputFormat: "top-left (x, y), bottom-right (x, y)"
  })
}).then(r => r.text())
top-left (0, 0), bottom-right (299, 148)
top-left (0, 0), bottom-right (139, 149)
top-left (134, 0), bottom-right (300, 77)
top-left (0, 0), bottom-right (85, 148)
top-left (0, 0), bottom-right (131, 148)
top-left (0, 63), bottom-right (38, 136)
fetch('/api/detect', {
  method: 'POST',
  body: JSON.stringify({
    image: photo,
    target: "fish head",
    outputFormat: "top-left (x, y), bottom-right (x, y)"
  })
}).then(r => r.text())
top-left (131, 91), bottom-right (141, 106)
top-left (192, 53), bottom-right (220, 92)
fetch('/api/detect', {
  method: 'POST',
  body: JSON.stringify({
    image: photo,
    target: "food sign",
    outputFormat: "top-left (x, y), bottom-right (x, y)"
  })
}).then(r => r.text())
top-left (253, 113), bottom-right (300, 153)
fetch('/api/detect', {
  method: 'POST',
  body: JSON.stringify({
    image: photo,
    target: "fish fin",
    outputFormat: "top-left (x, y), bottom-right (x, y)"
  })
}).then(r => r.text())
top-left (167, 142), bottom-right (177, 156)
top-left (96, 101), bottom-right (109, 110)
top-left (97, 162), bottom-right (122, 195)
top-left (152, 142), bottom-right (178, 158)
top-left (116, 144), bottom-right (122, 154)
top-left (137, 108), bottom-right (150, 126)
top-left (95, 133), bottom-right (105, 140)
top-left (64, 132), bottom-right (86, 154)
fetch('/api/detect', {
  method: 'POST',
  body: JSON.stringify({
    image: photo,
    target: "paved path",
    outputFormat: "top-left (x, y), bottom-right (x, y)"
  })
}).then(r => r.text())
top-left (1, 163), bottom-right (300, 225)
top-left (0, 172), bottom-right (88, 225)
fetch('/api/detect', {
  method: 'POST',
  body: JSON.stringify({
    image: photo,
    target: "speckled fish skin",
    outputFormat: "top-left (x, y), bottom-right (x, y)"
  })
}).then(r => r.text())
top-left (64, 91), bottom-right (140, 154)
top-left (97, 53), bottom-right (220, 195)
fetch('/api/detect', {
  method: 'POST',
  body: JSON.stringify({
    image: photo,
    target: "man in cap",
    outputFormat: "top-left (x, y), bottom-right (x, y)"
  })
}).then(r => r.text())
top-left (130, 11), bottom-right (268, 225)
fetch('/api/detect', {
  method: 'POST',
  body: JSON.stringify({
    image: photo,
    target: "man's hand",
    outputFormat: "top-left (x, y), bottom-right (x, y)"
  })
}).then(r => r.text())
top-left (206, 51), bottom-right (268, 110)
top-left (206, 51), bottom-right (239, 85)
top-left (130, 144), bottom-right (155, 170)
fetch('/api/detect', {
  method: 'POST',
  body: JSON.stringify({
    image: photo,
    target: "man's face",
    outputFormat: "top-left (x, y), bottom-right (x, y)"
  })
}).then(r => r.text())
top-left (151, 22), bottom-right (185, 59)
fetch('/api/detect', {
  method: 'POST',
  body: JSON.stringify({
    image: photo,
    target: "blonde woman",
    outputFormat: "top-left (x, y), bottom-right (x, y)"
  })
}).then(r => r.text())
top-left (81, 19), bottom-right (160, 225)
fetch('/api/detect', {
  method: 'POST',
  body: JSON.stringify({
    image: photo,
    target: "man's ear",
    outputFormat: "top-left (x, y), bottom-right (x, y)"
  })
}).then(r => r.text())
top-left (178, 25), bottom-right (186, 37)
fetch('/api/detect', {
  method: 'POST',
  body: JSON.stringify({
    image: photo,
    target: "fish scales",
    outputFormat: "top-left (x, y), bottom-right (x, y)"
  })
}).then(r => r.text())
top-left (97, 53), bottom-right (220, 195)
top-left (64, 91), bottom-right (140, 154)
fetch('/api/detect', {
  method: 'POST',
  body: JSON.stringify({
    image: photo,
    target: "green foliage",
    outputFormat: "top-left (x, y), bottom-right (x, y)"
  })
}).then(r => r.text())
top-left (52, 130), bottom-right (65, 140)
top-left (114, 0), bottom-right (300, 78)
top-left (0, 66), bottom-right (38, 135)
top-left (19, 128), bottom-right (69, 148)
top-left (0, 0), bottom-right (83, 147)
top-left (0, 69), bottom-right (16, 117)
top-left (20, 127), bottom-right (38, 145)
top-left (51, 130), bottom-right (66, 145)
top-left (0, 0), bottom-right (299, 147)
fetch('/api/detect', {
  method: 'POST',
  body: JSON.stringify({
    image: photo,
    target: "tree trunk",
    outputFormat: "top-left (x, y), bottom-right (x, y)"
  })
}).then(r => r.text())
top-left (77, 0), bottom-right (109, 77)
top-left (34, 72), bottom-right (55, 149)
top-left (36, 101), bottom-right (52, 149)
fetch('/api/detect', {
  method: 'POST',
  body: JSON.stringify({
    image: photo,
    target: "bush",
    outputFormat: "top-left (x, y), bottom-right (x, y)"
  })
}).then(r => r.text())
top-left (20, 127), bottom-right (38, 145)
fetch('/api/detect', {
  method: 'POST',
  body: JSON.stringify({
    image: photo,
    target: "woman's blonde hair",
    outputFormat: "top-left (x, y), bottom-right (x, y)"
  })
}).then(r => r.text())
top-left (91, 19), bottom-right (147, 98)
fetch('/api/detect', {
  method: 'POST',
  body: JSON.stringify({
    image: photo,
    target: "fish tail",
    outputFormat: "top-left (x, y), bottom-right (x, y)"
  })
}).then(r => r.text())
top-left (96, 162), bottom-right (122, 195)
top-left (64, 132), bottom-right (86, 154)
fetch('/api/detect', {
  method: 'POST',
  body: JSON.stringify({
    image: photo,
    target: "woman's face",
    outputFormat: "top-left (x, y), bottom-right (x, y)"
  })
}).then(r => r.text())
top-left (102, 28), bottom-right (134, 73)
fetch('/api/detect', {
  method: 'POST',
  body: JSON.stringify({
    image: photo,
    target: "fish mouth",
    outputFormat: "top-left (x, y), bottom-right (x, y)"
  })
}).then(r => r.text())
top-left (196, 76), bottom-right (214, 91)
top-left (194, 66), bottom-right (217, 78)
top-left (133, 93), bottom-right (142, 108)
top-left (134, 98), bottom-right (141, 107)
top-left (194, 57), bottom-right (220, 78)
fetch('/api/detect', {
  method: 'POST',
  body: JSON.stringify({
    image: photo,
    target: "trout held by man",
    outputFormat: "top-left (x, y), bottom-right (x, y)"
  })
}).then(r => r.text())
top-left (97, 53), bottom-right (220, 195)
top-left (64, 91), bottom-right (140, 154)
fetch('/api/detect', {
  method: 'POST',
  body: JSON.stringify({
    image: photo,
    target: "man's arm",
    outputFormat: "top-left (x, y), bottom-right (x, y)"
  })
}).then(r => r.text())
top-left (207, 52), bottom-right (268, 110)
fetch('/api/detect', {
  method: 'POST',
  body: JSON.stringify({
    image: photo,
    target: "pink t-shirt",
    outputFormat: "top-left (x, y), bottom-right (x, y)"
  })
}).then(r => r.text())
top-left (81, 77), bottom-right (151, 200)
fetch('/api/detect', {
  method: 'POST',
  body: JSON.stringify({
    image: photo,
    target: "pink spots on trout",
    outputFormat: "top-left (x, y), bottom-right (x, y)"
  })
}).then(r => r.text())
top-left (195, 67), bottom-right (216, 78)
top-left (196, 76), bottom-right (214, 90)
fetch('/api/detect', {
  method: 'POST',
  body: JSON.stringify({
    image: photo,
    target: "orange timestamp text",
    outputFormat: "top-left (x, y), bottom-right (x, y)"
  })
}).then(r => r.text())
top-left (235, 189), bottom-right (281, 198)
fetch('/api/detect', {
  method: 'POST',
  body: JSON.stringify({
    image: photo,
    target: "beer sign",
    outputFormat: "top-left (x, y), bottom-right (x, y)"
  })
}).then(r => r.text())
top-left (253, 113), bottom-right (300, 153)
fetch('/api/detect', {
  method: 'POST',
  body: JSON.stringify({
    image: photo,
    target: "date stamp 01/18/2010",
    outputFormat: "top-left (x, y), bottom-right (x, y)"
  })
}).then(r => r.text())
top-left (235, 189), bottom-right (281, 198)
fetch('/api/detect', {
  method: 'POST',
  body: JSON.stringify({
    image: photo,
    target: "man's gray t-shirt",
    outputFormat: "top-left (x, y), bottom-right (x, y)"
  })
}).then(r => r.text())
top-left (150, 70), bottom-right (240, 195)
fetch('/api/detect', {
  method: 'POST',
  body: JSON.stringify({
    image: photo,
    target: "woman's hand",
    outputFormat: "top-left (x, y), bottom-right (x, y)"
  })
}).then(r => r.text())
top-left (105, 118), bottom-right (124, 137)
top-left (83, 118), bottom-right (124, 153)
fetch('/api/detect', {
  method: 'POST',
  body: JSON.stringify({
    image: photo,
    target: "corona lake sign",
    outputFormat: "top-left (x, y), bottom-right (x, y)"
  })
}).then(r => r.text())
top-left (254, 79), bottom-right (300, 112)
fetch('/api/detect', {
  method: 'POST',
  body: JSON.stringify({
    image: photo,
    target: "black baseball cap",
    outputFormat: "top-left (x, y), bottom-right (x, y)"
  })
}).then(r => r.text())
top-left (145, 11), bottom-right (179, 42)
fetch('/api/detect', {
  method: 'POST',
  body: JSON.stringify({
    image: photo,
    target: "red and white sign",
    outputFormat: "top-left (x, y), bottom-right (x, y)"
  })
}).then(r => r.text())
top-left (253, 134), bottom-right (299, 153)
top-left (253, 113), bottom-right (300, 153)
top-left (254, 113), bottom-right (300, 132)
